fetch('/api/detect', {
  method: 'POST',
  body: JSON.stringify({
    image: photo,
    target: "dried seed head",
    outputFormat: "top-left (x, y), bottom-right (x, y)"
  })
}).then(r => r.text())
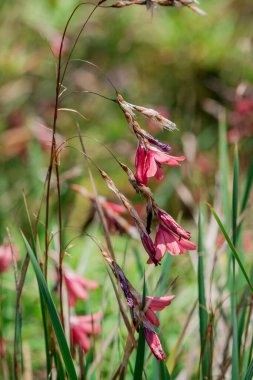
top-left (129, 104), bottom-right (177, 131)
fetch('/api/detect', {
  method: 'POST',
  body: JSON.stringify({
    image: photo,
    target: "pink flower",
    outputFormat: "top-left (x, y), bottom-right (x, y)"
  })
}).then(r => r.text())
top-left (0, 337), bottom-right (6, 357)
top-left (152, 224), bottom-right (196, 263)
top-left (138, 295), bottom-right (174, 360)
top-left (0, 244), bottom-right (19, 274)
top-left (135, 293), bottom-right (175, 327)
top-left (102, 201), bottom-right (125, 215)
top-left (63, 268), bottom-right (99, 306)
top-left (135, 143), bottom-right (185, 185)
top-left (70, 313), bottom-right (101, 353)
top-left (143, 323), bottom-right (166, 360)
top-left (157, 208), bottom-right (191, 240)
top-left (144, 295), bottom-right (175, 327)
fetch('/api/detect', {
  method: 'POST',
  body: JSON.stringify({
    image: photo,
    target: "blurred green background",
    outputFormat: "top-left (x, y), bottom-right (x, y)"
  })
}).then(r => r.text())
top-left (0, 0), bottom-right (253, 378)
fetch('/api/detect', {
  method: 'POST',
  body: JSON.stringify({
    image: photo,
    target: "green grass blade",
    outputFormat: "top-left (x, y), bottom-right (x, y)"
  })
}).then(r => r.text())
top-left (159, 361), bottom-right (171, 380)
top-left (232, 146), bottom-right (239, 380)
top-left (244, 359), bottom-right (253, 380)
top-left (219, 113), bottom-right (230, 231)
top-left (21, 233), bottom-right (77, 380)
top-left (133, 275), bottom-right (146, 380)
top-left (209, 206), bottom-right (253, 293)
top-left (197, 208), bottom-right (211, 379)
top-left (232, 146), bottom-right (239, 246)
top-left (240, 159), bottom-right (253, 214)
top-left (22, 193), bottom-right (52, 377)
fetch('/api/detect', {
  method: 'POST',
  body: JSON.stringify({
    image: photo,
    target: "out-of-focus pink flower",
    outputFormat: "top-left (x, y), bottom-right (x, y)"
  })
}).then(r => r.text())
top-left (228, 97), bottom-right (253, 142)
top-left (243, 231), bottom-right (253, 253)
top-left (0, 244), bottom-right (19, 274)
top-left (102, 201), bottom-right (125, 215)
top-left (135, 143), bottom-right (185, 185)
top-left (235, 98), bottom-right (253, 115)
top-left (70, 313), bottom-right (101, 353)
top-left (151, 224), bottom-right (196, 263)
top-left (32, 123), bottom-right (64, 152)
top-left (0, 337), bottom-right (6, 357)
top-left (50, 33), bottom-right (69, 57)
top-left (63, 268), bottom-right (99, 306)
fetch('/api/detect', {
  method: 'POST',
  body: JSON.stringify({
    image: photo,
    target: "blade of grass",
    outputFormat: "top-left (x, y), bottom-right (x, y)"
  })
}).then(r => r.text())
top-left (244, 359), bottom-right (253, 380)
top-left (208, 206), bottom-right (253, 293)
top-left (22, 192), bottom-right (52, 377)
top-left (218, 112), bottom-right (230, 231)
top-left (159, 360), bottom-right (171, 380)
top-left (197, 207), bottom-right (212, 379)
top-left (133, 274), bottom-right (146, 380)
top-left (240, 159), bottom-right (253, 215)
top-left (231, 146), bottom-right (239, 380)
top-left (21, 233), bottom-right (77, 380)
top-left (238, 278), bottom-right (252, 367)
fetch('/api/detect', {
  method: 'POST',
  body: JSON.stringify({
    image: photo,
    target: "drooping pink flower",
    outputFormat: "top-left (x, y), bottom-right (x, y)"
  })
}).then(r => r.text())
top-left (70, 312), bottom-right (101, 353)
top-left (135, 143), bottom-right (185, 185)
top-left (63, 268), bottom-right (99, 306)
top-left (152, 224), bottom-right (196, 263)
top-left (0, 244), bottom-right (19, 274)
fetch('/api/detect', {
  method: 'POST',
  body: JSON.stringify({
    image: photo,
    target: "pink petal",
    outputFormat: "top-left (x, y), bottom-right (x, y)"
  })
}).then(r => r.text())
top-left (79, 278), bottom-right (99, 290)
top-left (146, 295), bottom-right (175, 311)
top-left (154, 151), bottom-right (185, 165)
top-left (135, 144), bottom-right (148, 185)
top-left (154, 226), bottom-right (167, 262)
top-left (179, 239), bottom-right (197, 251)
top-left (143, 324), bottom-right (166, 360)
top-left (146, 151), bottom-right (159, 178)
top-left (71, 312), bottom-right (102, 324)
top-left (155, 165), bottom-right (164, 181)
top-left (102, 201), bottom-right (125, 215)
top-left (145, 309), bottom-right (160, 327)
top-left (72, 329), bottom-right (91, 352)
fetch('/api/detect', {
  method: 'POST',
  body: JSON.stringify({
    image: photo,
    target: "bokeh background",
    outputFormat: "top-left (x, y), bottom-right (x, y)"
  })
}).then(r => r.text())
top-left (0, 0), bottom-right (253, 378)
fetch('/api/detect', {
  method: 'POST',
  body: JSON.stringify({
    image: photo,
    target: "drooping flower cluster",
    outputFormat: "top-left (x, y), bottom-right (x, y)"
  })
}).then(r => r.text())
top-left (85, 92), bottom-right (196, 360)
top-left (114, 93), bottom-right (197, 264)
